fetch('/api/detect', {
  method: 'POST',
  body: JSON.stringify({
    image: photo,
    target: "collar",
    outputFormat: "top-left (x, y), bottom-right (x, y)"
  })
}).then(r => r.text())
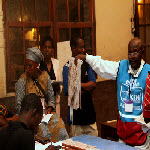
top-left (128, 59), bottom-right (145, 77)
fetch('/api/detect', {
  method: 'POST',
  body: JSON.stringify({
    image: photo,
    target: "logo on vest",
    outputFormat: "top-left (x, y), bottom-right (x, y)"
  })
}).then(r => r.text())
top-left (120, 79), bottom-right (143, 110)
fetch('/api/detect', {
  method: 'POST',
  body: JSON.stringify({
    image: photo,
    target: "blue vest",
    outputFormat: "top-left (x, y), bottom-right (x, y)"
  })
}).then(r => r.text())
top-left (117, 59), bottom-right (150, 122)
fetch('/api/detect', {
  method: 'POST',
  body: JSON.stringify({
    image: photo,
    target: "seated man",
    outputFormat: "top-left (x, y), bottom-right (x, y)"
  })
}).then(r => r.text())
top-left (0, 93), bottom-right (43, 150)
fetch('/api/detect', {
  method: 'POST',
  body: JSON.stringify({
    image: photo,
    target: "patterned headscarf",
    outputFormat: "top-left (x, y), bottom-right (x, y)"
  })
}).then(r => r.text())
top-left (0, 104), bottom-right (8, 118)
top-left (26, 47), bottom-right (43, 64)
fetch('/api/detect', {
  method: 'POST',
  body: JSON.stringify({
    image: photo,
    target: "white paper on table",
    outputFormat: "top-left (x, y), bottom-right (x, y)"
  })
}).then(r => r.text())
top-left (35, 141), bottom-right (63, 150)
top-left (134, 113), bottom-right (150, 133)
top-left (35, 143), bottom-right (48, 150)
top-left (41, 114), bottom-right (53, 124)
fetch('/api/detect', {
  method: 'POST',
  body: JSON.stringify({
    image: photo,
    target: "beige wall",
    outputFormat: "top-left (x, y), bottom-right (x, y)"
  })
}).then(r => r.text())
top-left (95, 0), bottom-right (133, 81)
top-left (0, 0), bottom-right (6, 97)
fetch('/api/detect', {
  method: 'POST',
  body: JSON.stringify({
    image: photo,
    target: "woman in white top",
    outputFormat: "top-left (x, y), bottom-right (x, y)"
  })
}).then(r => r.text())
top-left (40, 36), bottom-right (62, 116)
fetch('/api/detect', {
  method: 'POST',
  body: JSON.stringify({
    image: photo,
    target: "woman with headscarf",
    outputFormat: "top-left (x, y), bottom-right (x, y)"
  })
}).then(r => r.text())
top-left (15, 47), bottom-right (55, 115)
top-left (15, 47), bottom-right (69, 142)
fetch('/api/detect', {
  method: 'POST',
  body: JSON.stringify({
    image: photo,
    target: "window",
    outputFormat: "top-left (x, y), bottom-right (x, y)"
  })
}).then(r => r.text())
top-left (3, 0), bottom-right (96, 92)
top-left (135, 0), bottom-right (150, 64)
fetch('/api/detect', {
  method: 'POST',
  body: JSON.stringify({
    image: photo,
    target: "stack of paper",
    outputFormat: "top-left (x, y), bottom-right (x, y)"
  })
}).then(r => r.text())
top-left (41, 114), bottom-right (53, 124)
top-left (35, 141), bottom-right (63, 150)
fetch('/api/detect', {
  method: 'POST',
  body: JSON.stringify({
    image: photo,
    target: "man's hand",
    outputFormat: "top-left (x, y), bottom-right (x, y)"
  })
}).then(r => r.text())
top-left (75, 54), bottom-right (86, 61)
top-left (45, 107), bottom-right (52, 115)
top-left (81, 81), bottom-right (96, 91)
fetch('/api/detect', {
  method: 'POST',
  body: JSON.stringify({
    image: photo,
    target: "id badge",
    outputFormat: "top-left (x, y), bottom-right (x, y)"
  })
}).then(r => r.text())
top-left (41, 98), bottom-right (45, 110)
top-left (125, 100), bottom-right (133, 112)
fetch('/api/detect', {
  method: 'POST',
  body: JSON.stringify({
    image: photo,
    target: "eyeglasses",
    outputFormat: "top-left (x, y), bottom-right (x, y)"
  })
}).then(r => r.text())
top-left (128, 49), bottom-right (142, 57)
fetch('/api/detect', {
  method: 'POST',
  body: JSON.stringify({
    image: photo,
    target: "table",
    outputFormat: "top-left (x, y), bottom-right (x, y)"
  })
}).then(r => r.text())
top-left (101, 120), bottom-right (119, 141)
top-left (71, 135), bottom-right (138, 150)
top-left (35, 135), bottom-right (138, 150)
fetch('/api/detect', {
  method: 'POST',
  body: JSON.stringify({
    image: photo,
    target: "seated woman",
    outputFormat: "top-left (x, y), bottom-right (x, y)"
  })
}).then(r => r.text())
top-left (15, 47), bottom-right (68, 142)
top-left (40, 36), bottom-right (62, 116)
top-left (15, 47), bottom-right (55, 114)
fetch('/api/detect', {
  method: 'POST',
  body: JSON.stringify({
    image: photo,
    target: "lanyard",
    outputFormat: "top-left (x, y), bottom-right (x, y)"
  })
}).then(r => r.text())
top-left (129, 73), bottom-right (136, 100)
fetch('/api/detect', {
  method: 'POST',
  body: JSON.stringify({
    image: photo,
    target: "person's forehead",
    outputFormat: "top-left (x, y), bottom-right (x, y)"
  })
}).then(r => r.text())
top-left (44, 40), bottom-right (52, 46)
top-left (128, 43), bottom-right (141, 50)
top-left (77, 38), bottom-right (84, 46)
top-left (26, 59), bottom-right (37, 65)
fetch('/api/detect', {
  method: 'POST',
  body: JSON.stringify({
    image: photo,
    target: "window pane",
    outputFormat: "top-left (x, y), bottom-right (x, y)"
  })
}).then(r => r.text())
top-left (22, 0), bottom-right (35, 21)
top-left (82, 28), bottom-right (92, 49)
top-left (71, 28), bottom-right (81, 38)
top-left (146, 47), bottom-right (150, 64)
top-left (139, 27), bottom-right (145, 43)
top-left (9, 28), bottom-right (23, 52)
top-left (80, 0), bottom-right (90, 22)
top-left (138, 0), bottom-right (144, 3)
top-left (59, 28), bottom-right (69, 42)
top-left (39, 27), bottom-right (51, 48)
top-left (56, 0), bottom-right (67, 22)
top-left (145, 5), bottom-right (150, 24)
top-left (10, 65), bottom-right (24, 81)
top-left (138, 5), bottom-right (144, 24)
top-left (6, 0), bottom-right (21, 21)
top-left (37, 0), bottom-right (49, 21)
top-left (11, 55), bottom-right (24, 66)
top-left (24, 28), bottom-right (38, 50)
top-left (69, 0), bottom-right (78, 22)
top-left (145, 0), bottom-right (150, 3)
top-left (146, 26), bottom-right (150, 45)
top-left (10, 55), bottom-right (24, 81)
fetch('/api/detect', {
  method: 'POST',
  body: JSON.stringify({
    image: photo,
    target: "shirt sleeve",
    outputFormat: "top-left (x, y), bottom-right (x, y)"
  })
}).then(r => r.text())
top-left (86, 55), bottom-right (120, 80)
top-left (15, 78), bottom-right (26, 114)
top-left (47, 76), bottom-right (56, 110)
top-left (88, 66), bottom-right (96, 82)
top-left (63, 65), bottom-right (69, 96)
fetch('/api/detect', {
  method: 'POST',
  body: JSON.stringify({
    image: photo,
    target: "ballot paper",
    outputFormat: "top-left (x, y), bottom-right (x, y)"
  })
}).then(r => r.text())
top-left (134, 113), bottom-right (150, 133)
top-left (41, 114), bottom-right (53, 124)
top-left (35, 141), bottom-right (63, 150)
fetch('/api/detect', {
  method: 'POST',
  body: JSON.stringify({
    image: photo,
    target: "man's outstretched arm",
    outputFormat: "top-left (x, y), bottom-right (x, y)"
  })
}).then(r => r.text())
top-left (76, 54), bottom-right (120, 80)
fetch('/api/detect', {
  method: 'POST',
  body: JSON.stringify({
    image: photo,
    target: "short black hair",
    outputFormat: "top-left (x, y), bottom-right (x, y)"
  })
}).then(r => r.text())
top-left (20, 93), bottom-right (43, 115)
top-left (41, 36), bottom-right (54, 50)
top-left (70, 36), bottom-right (84, 50)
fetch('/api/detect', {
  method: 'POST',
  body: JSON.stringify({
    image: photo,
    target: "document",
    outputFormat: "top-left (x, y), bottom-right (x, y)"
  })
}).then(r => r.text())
top-left (41, 114), bottom-right (53, 124)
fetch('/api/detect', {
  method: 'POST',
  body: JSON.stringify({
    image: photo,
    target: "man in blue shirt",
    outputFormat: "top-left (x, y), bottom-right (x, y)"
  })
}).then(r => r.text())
top-left (63, 36), bottom-right (98, 137)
